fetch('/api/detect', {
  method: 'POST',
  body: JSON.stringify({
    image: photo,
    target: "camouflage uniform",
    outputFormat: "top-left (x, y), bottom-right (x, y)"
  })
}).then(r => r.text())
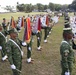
top-left (2, 18), bottom-right (7, 30)
top-left (6, 29), bottom-right (23, 75)
top-left (60, 40), bottom-right (75, 75)
top-left (32, 16), bottom-right (42, 50)
top-left (0, 30), bottom-right (8, 59)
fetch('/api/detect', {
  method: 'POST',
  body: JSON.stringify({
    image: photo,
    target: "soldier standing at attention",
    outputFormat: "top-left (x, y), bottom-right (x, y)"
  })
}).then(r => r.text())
top-left (0, 24), bottom-right (8, 61)
top-left (60, 23), bottom-right (75, 75)
top-left (2, 18), bottom-right (7, 30)
top-left (6, 28), bottom-right (24, 75)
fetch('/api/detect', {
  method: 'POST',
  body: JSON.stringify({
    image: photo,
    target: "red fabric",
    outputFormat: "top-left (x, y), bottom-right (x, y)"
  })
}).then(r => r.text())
top-left (21, 17), bottom-right (24, 27)
top-left (25, 18), bottom-right (31, 43)
top-left (11, 17), bottom-right (16, 28)
top-left (38, 17), bottom-right (41, 31)
top-left (46, 16), bottom-right (49, 26)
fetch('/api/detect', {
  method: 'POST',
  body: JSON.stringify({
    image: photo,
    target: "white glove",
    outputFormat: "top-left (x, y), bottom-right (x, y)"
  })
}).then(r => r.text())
top-left (0, 46), bottom-right (2, 50)
top-left (22, 42), bottom-right (27, 46)
top-left (65, 72), bottom-right (70, 75)
top-left (36, 31), bottom-right (38, 34)
top-left (11, 64), bottom-right (16, 69)
top-left (21, 51), bottom-right (24, 56)
top-left (2, 55), bottom-right (8, 61)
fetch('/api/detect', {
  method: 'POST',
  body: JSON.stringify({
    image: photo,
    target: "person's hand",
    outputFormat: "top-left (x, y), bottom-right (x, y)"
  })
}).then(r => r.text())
top-left (22, 42), bottom-right (27, 46)
top-left (11, 64), bottom-right (16, 69)
top-left (65, 71), bottom-right (70, 75)
top-left (21, 51), bottom-right (24, 56)
top-left (0, 46), bottom-right (2, 50)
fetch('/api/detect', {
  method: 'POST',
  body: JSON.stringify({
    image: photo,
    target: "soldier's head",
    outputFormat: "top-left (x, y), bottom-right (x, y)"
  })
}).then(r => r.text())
top-left (9, 28), bottom-right (18, 39)
top-left (0, 24), bottom-right (2, 31)
top-left (63, 28), bottom-right (73, 40)
top-left (3, 18), bottom-right (6, 22)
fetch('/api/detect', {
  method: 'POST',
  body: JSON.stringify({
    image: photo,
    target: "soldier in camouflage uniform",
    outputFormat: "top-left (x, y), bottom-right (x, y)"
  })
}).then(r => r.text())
top-left (2, 18), bottom-right (7, 30)
top-left (0, 24), bottom-right (8, 61)
top-left (32, 15), bottom-right (42, 50)
top-left (60, 25), bottom-right (75, 75)
top-left (6, 28), bottom-right (24, 75)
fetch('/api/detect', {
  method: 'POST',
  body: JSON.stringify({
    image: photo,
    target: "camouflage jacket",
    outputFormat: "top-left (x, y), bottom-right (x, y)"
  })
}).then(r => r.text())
top-left (60, 40), bottom-right (75, 63)
top-left (6, 38), bottom-right (22, 65)
top-left (0, 30), bottom-right (8, 44)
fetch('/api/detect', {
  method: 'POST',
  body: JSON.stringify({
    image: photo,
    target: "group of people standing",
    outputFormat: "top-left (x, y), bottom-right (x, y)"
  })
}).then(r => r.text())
top-left (0, 13), bottom-right (57, 75)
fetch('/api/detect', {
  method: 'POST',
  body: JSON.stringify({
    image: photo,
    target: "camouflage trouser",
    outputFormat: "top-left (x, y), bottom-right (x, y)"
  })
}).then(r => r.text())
top-left (47, 27), bottom-right (51, 36)
top-left (32, 31), bottom-right (42, 48)
top-left (44, 27), bottom-right (48, 40)
top-left (0, 42), bottom-right (6, 57)
top-left (12, 59), bottom-right (22, 75)
top-left (61, 61), bottom-right (73, 75)
top-left (27, 39), bottom-right (32, 59)
top-left (36, 31), bottom-right (42, 47)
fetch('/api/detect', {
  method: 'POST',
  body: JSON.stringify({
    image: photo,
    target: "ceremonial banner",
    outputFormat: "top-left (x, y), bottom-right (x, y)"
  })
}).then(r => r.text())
top-left (38, 17), bottom-right (41, 32)
top-left (41, 15), bottom-right (47, 27)
top-left (18, 17), bottom-right (24, 29)
top-left (10, 17), bottom-right (16, 28)
top-left (24, 18), bottom-right (31, 43)
top-left (52, 16), bottom-right (59, 23)
top-left (18, 17), bottom-right (22, 29)
top-left (32, 17), bottom-right (37, 33)
top-left (32, 17), bottom-right (41, 33)
top-left (46, 16), bottom-right (49, 26)
top-left (21, 17), bottom-right (24, 27)
top-left (70, 16), bottom-right (76, 38)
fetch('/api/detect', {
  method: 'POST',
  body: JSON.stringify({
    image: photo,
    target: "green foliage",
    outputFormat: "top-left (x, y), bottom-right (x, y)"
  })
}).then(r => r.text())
top-left (48, 2), bottom-right (55, 11)
top-left (68, 0), bottom-right (76, 10)
top-left (16, 2), bottom-right (70, 12)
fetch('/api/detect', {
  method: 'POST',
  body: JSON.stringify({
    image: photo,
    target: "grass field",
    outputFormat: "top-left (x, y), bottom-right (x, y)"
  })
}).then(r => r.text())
top-left (0, 12), bottom-right (46, 22)
top-left (0, 12), bottom-right (76, 75)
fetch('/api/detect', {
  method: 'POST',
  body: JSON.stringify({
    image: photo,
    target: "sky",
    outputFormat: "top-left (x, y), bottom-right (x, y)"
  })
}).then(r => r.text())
top-left (0, 0), bottom-right (73, 7)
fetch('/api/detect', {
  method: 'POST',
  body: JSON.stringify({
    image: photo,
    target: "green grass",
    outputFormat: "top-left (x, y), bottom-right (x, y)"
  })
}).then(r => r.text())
top-left (0, 12), bottom-right (46, 22)
top-left (0, 13), bottom-right (76, 75)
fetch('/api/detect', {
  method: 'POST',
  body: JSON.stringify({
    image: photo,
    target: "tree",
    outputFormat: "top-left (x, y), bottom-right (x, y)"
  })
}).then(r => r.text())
top-left (68, 0), bottom-right (76, 10)
top-left (61, 5), bottom-right (68, 11)
top-left (55, 4), bottom-right (62, 11)
top-left (48, 2), bottom-right (55, 11)
top-left (5, 6), bottom-right (14, 12)
top-left (17, 4), bottom-right (25, 12)
top-left (36, 3), bottom-right (44, 11)
top-left (25, 4), bottom-right (33, 12)
top-left (44, 5), bottom-right (48, 10)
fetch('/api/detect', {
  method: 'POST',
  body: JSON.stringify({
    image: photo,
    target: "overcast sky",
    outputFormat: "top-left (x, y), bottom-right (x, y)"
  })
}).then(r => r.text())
top-left (0, 0), bottom-right (73, 7)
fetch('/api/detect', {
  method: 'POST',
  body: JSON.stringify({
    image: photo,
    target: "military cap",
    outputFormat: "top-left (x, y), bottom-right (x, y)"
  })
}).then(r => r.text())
top-left (63, 27), bottom-right (72, 34)
top-left (63, 21), bottom-right (72, 34)
top-left (64, 22), bottom-right (70, 28)
top-left (9, 28), bottom-right (18, 34)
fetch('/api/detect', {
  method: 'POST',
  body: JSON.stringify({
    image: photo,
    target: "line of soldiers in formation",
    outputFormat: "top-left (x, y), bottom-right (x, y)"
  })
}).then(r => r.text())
top-left (60, 13), bottom-right (76, 75)
top-left (0, 14), bottom-right (59, 75)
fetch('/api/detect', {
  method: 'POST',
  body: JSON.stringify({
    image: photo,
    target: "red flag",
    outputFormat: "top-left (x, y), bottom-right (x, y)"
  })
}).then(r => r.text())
top-left (46, 16), bottom-right (49, 26)
top-left (38, 17), bottom-right (41, 32)
top-left (11, 17), bottom-right (16, 28)
top-left (24, 17), bottom-right (31, 43)
top-left (21, 17), bottom-right (24, 27)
